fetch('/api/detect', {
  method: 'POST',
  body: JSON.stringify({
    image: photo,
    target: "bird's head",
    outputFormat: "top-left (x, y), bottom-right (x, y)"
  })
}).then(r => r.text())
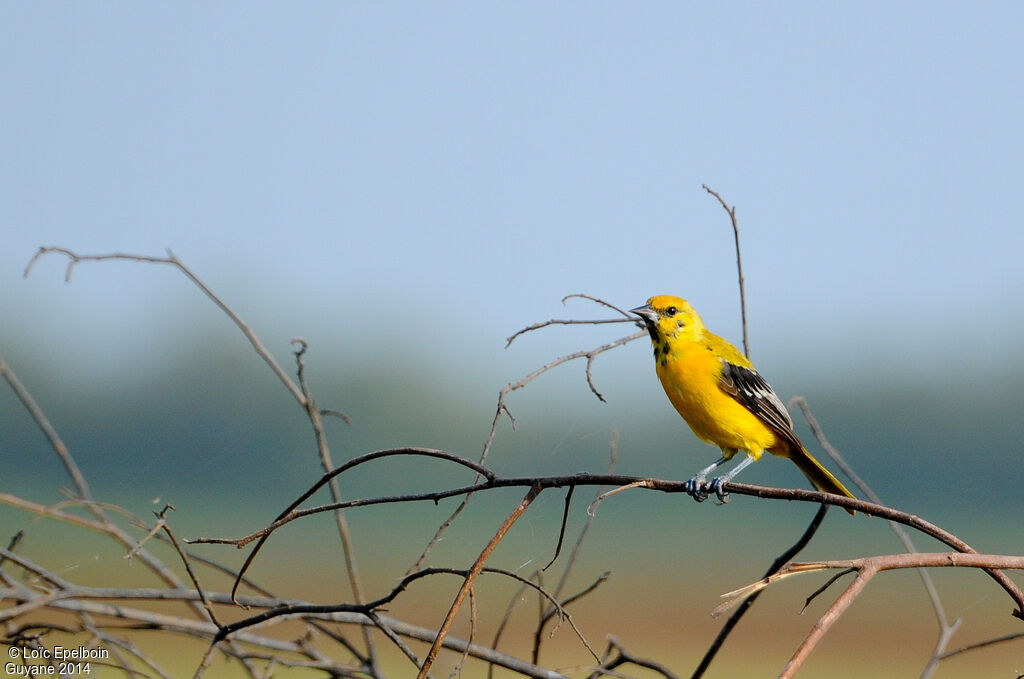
top-left (631, 295), bottom-right (704, 343)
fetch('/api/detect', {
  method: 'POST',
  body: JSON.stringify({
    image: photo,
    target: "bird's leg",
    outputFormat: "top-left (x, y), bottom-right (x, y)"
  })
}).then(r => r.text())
top-left (684, 456), bottom-right (729, 502)
top-left (709, 454), bottom-right (757, 503)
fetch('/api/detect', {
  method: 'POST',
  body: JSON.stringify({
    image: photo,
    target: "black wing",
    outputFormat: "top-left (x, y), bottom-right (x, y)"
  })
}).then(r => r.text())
top-left (717, 359), bottom-right (802, 451)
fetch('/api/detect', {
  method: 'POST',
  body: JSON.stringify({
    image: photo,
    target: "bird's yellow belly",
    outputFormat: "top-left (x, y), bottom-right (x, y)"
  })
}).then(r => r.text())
top-left (658, 355), bottom-right (778, 458)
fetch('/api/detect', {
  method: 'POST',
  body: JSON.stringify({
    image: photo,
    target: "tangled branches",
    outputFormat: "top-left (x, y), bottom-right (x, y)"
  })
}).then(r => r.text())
top-left (5, 193), bottom-right (1024, 677)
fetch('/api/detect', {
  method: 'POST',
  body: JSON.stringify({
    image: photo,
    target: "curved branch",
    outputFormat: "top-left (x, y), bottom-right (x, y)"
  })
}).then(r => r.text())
top-left (185, 451), bottom-right (1024, 620)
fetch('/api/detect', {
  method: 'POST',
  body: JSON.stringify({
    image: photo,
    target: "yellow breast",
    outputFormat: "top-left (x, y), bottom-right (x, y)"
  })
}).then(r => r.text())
top-left (655, 341), bottom-right (778, 457)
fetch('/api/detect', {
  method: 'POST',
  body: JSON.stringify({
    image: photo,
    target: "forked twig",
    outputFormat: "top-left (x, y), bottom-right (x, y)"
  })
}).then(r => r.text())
top-left (410, 296), bottom-right (643, 574)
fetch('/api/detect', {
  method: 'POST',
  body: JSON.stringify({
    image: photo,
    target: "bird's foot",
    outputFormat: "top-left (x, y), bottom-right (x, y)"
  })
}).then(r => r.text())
top-left (684, 476), bottom-right (710, 502)
top-left (710, 477), bottom-right (730, 504)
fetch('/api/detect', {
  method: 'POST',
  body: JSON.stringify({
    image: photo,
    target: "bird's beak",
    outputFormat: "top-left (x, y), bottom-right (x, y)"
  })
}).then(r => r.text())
top-left (630, 304), bottom-right (658, 325)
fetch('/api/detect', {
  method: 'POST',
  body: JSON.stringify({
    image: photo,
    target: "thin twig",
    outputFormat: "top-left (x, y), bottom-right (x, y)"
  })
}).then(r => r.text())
top-left (586, 636), bottom-right (681, 679)
top-left (159, 509), bottom-right (221, 629)
top-left (938, 631), bottom-right (1024, 661)
top-left (291, 338), bottom-right (379, 676)
top-left (0, 357), bottom-right (92, 499)
top-left (26, 247), bottom-right (307, 405)
top-left (408, 327), bottom-right (643, 573)
top-left (702, 185), bottom-right (748, 357)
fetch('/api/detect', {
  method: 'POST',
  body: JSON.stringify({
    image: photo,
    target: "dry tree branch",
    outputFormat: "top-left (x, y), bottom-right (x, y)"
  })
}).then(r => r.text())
top-left (25, 247), bottom-right (306, 405)
top-left (291, 338), bottom-right (379, 675)
top-left (22, 248), bottom-right (320, 473)
top-left (158, 509), bottom-right (221, 629)
top-left (187, 440), bottom-right (1024, 622)
top-left (417, 486), bottom-right (543, 679)
top-left (24, 246), bottom-right (379, 672)
top-left (789, 396), bottom-right (960, 676)
top-left (504, 293), bottom-right (636, 347)
top-left (211, 565), bottom-right (593, 655)
top-left (938, 631), bottom-right (1024, 662)
top-left (0, 357), bottom-right (92, 499)
top-left (691, 503), bottom-right (830, 679)
top-left (409, 294), bottom-right (643, 574)
top-left (586, 636), bottom-right (681, 679)
top-left (501, 332), bottom-right (647, 408)
top-left (51, 600), bottom-right (566, 678)
top-left (204, 447), bottom-right (495, 599)
top-left (701, 185), bottom-right (748, 357)
top-left (1, 563), bottom-right (578, 679)
top-left (14, 242), bottom-right (1024, 677)
top-left (713, 553), bottom-right (1024, 679)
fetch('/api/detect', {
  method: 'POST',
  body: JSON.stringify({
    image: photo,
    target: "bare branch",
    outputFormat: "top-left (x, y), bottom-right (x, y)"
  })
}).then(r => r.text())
top-left (291, 337), bottom-right (379, 676)
top-left (417, 487), bottom-right (542, 679)
top-left (587, 636), bottom-right (681, 679)
top-left (506, 318), bottom-right (633, 348)
top-left (714, 552), bottom-right (1024, 678)
top-left (791, 395), bottom-right (958, 673)
top-left (701, 185), bottom-right (748, 357)
top-left (409, 327), bottom-right (642, 573)
top-left (25, 247), bottom-right (307, 407)
top-left (693, 503), bottom-right (830, 678)
top-left (0, 357), bottom-right (91, 499)
top-left (505, 294), bottom-right (637, 347)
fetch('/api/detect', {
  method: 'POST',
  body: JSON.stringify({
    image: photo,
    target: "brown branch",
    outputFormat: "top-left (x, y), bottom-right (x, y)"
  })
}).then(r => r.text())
top-left (0, 357), bottom-right (92, 500)
top-left (715, 552), bottom-right (1024, 678)
top-left (25, 247), bottom-right (307, 405)
top-left (3, 585), bottom-right (567, 677)
top-left (938, 631), bottom-right (1024, 661)
top-left (212, 447), bottom-right (495, 599)
top-left (701, 185), bottom-right (748, 357)
top-left (692, 503), bottom-right (830, 678)
top-left (157, 508), bottom-right (220, 629)
top-left (408, 327), bottom-right (643, 574)
top-left (505, 294), bottom-right (637, 347)
top-left (183, 439), bottom-right (1024, 620)
top-left (502, 332), bottom-right (646, 406)
top-left (533, 571), bottom-right (611, 666)
top-left (291, 338), bottom-right (379, 676)
top-left (587, 636), bottom-right (681, 679)
top-left (417, 486), bottom-right (542, 679)
top-left (506, 318), bottom-right (633, 348)
top-left (791, 396), bottom-right (958, 673)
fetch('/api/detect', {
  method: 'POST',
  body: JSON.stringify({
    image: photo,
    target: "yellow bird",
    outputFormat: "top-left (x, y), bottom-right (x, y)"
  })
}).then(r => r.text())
top-left (632, 295), bottom-right (855, 512)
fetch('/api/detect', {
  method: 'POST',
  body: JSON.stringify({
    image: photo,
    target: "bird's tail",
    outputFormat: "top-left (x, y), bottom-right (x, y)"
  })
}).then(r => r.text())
top-left (790, 447), bottom-right (857, 515)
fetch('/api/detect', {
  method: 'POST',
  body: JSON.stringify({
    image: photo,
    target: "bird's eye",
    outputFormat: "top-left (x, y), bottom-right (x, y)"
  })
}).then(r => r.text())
top-left (665, 306), bottom-right (677, 317)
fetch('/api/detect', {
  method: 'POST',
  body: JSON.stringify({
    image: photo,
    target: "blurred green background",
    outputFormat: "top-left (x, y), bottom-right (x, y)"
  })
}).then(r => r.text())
top-left (3, 3), bottom-right (1024, 676)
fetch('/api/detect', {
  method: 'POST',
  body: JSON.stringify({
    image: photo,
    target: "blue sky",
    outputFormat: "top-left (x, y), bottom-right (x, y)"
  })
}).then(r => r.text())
top-left (3, 3), bottom-right (1023, 380)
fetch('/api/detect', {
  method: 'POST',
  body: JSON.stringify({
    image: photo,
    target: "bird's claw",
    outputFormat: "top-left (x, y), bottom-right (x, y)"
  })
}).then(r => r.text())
top-left (710, 477), bottom-right (730, 504)
top-left (684, 476), bottom-right (710, 502)
top-left (684, 475), bottom-right (730, 505)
